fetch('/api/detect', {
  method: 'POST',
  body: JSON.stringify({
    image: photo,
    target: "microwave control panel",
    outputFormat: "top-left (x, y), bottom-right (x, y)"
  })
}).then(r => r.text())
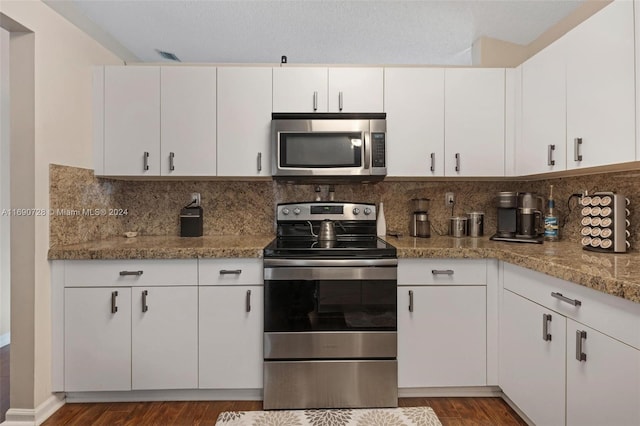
top-left (371, 132), bottom-right (386, 168)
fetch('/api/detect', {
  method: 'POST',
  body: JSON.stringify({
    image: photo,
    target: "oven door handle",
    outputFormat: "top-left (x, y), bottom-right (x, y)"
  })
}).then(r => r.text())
top-left (265, 266), bottom-right (397, 281)
top-left (263, 258), bottom-right (398, 268)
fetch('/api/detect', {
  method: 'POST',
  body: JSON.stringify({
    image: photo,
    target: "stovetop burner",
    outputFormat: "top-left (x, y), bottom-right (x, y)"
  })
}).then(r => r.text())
top-left (264, 202), bottom-right (397, 259)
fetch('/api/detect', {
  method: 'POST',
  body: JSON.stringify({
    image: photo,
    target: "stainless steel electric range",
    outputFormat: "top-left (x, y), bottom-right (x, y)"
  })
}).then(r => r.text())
top-left (263, 202), bottom-right (398, 410)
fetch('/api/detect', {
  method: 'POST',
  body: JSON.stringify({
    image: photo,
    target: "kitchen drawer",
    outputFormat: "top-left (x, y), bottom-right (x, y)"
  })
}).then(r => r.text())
top-left (64, 259), bottom-right (198, 287)
top-left (503, 262), bottom-right (640, 349)
top-left (199, 258), bottom-right (263, 286)
top-left (398, 258), bottom-right (487, 286)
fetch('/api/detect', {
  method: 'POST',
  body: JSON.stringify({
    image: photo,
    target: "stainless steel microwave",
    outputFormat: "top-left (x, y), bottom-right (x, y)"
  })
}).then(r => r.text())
top-left (271, 113), bottom-right (387, 182)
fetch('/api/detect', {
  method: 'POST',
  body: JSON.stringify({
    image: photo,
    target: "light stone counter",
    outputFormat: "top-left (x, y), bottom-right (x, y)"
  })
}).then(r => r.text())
top-left (48, 234), bottom-right (640, 303)
top-left (390, 236), bottom-right (640, 303)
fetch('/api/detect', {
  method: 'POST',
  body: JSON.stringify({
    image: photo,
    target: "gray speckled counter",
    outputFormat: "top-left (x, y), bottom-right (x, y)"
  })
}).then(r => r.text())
top-left (48, 234), bottom-right (640, 304)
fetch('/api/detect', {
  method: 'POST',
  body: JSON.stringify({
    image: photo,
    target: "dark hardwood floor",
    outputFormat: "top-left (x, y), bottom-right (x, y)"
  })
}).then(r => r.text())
top-left (42, 397), bottom-right (526, 425)
top-left (0, 344), bottom-right (9, 424)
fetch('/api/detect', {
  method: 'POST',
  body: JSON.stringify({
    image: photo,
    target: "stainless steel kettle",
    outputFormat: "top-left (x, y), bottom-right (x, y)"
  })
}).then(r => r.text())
top-left (308, 220), bottom-right (337, 241)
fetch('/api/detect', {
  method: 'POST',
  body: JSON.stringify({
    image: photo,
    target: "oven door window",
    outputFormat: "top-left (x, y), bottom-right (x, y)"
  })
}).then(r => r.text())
top-left (264, 279), bottom-right (396, 332)
top-left (279, 132), bottom-right (363, 168)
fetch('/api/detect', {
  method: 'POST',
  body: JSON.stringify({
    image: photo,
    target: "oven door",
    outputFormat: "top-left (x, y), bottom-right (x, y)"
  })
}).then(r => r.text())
top-left (263, 261), bottom-right (397, 359)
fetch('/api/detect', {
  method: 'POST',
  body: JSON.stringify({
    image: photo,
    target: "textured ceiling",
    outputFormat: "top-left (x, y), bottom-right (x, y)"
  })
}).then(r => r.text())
top-left (47, 0), bottom-right (585, 65)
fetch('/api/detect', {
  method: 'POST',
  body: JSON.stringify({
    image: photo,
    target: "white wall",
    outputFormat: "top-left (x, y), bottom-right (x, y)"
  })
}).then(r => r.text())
top-left (0, 0), bottom-right (122, 410)
top-left (0, 27), bottom-right (10, 343)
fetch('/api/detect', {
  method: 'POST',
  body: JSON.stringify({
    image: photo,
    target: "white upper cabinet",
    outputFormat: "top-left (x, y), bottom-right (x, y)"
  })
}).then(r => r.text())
top-left (104, 66), bottom-right (160, 176)
top-left (519, 37), bottom-right (567, 175)
top-left (100, 66), bottom-right (216, 177)
top-left (384, 68), bottom-right (445, 177)
top-left (328, 68), bottom-right (384, 112)
top-left (273, 67), bottom-right (328, 112)
top-left (565, 0), bottom-right (635, 169)
top-left (444, 68), bottom-right (505, 177)
top-left (217, 67), bottom-right (273, 177)
top-left (160, 67), bottom-right (217, 176)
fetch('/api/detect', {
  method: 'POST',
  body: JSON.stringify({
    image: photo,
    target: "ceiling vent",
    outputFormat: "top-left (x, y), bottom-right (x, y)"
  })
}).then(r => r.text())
top-left (155, 49), bottom-right (181, 62)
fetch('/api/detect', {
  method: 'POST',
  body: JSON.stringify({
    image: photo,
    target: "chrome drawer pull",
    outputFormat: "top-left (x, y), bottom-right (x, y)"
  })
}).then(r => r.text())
top-left (408, 290), bottom-right (414, 313)
top-left (542, 313), bottom-right (552, 341)
top-left (547, 144), bottom-right (556, 166)
top-left (246, 289), bottom-right (252, 313)
top-left (576, 330), bottom-right (587, 362)
top-left (220, 269), bottom-right (242, 275)
top-left (432, 269), bottom-right (454, 276)
top-left (120, 270), bottom-right (143, 276)
top-left (143, 151), bottom-right (150, 171)
top-left (551, 292), bottom-right (581, 306)
top-left (430, 153), bottom-right (435, 172)
top-left (574, 137), bottom-right (583, 162)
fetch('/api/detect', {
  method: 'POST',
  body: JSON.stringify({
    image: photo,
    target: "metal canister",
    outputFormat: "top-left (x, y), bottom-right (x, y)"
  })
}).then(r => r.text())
top-left (467, 212), bottom-right (484, 237)
top-left (449, 217), bottom-right (468, 238)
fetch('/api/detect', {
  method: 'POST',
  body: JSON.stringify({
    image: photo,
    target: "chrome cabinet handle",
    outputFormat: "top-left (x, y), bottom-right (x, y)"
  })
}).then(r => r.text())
top-left (169, 152), bottom-right (175, 171)
top-left (257, 152), bottom-right (262, 172)
top-left (432, 269), bottom-right (454, 276)
top-left (455, 153), bottom-right (460, 172)
top-left (313, 91), bottom-right (318, 111)
top-left (246, 289), bottom-right (252, 313)
top-left (574, 137), bottom-right (583, 162)
top-left (142, 290), bottom-right (149, 313)
top-left (338, 91), bottom-right (343, 111)
top-left (576, 330), bottom-right (587, 362)
top-left (430, 153), bottom-right (435, 172)
top-left (408, 290), bottom-right (414, 313)
top-left (119, 270), bottom-right (143, 276)
top-left (220, 269), bottom-right (242, 275)
top-left (143, 152), bottom-right (150, 171)
top-left (111, 291), bottom-right (118, 314)
top-left (542, 313), bottom-right (552, 341)
top-left (547, 144), bottom-right (556, 166)
top-left (551, 292), bottom-right (582, 306)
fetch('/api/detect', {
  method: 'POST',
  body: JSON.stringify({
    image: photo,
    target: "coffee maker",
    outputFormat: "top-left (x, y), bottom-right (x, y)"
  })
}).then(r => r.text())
top-left (490, 192), bottom-right (543, 243)
top-left (410, 198), bottom-right (431, 238)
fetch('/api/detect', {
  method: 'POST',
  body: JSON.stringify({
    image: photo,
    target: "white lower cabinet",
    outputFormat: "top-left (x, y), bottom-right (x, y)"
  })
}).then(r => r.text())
top-left (131, 286), bottom-right (198, 390)
top-left (566, 319), bottom-right (640, 426)
top-left (500, 289), bottom-right (566, 426)
top-left (398, 286), bottom-right (486, 387)
top-left (64, 287), bottom-right (132, 392)
top-left (198, 286), bottom-right (263, 389)
top-left (501, 263), bottom-right (640, 426)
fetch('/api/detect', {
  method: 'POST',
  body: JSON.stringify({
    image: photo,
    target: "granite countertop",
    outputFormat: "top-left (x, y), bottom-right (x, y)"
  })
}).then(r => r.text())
top-left (47, 235), bottom-right (276, 260)
top-left (48, 234), bottom-right (640, 304)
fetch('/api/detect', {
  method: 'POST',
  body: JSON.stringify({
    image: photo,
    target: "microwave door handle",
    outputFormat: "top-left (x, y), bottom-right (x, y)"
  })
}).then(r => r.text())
top-left (363, 132), bottom-right (370, 169)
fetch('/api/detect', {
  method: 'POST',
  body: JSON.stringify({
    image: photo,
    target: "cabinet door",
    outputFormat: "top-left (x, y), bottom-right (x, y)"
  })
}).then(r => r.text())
top-left (398, 286), bottom-right (486, 387)
top-left (565, 0), bottom-right (635, 169)
top-left (328, 68), bottom-right (384, 113)
top-left (104, 66), bottom-right (160, 176)
top-left (500, 289), bottom-right (566, 426)
top-left (161, 67), bottom-right (216, 176)
top-left (199, 286), bottom-right (263, 389)
top-left (64, 287), bottom-right (131, 391)
top-left (566, 319), bottom-right (640, 426)
top-left (273, 67), bottom-right (328, 112)
top-left (444, 68), bottom-right (505, 176)
top-left (519, 38), bottom-right (567, 175)
top-left (131, 286), bottom-right (198, 390)
top-left (217, 67), bottom-right (272, 176)
top-left (384, 68), bottom-right (445, 177)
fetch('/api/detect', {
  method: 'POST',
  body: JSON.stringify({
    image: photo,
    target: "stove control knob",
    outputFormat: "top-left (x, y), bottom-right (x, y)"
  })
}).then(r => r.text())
top-left (364, 207), bottom-right (372, 216)
top-left (352, 208), bottom-right (360, 215)
top-left (282, 208), bottom-right (290, 216)
top-left (293, 207), bottom-right (301, 215)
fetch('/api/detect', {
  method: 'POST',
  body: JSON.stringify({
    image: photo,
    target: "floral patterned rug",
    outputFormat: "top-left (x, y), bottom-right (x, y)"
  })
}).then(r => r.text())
top-left (215, 406), bottom-right (442, 425)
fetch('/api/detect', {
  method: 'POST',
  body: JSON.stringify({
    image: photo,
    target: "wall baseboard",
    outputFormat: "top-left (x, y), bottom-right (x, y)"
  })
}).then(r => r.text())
top-left (1, 394), bottom-right (65, 426)
top-left (0, 333), bottom-right (9, 348)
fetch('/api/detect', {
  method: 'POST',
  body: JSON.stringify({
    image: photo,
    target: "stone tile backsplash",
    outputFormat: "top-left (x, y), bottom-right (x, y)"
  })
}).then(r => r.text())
top-left (49, 164), bottom-right (639, 251)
